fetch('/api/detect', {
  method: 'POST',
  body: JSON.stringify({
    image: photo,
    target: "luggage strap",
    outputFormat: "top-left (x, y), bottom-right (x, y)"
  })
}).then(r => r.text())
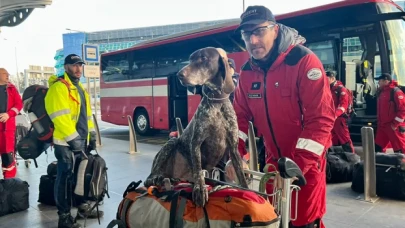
top-left (167, 189), bottom-right (211, 228)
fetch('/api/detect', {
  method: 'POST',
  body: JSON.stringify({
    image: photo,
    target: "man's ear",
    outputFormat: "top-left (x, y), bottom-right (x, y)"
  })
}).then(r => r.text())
top-left (216, 48), bottom-right (235, 94)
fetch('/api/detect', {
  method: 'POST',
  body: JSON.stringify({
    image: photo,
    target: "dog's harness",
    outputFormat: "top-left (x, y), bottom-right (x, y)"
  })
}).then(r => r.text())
top-left (202, 85), bottom-right (230, 103)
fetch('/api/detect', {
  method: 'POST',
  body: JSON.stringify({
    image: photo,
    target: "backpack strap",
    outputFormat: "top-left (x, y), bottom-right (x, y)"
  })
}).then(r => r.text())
top-left (56, 76), bottom-right (80, 105)
top-left (390, 87), bottom-right (401, 103)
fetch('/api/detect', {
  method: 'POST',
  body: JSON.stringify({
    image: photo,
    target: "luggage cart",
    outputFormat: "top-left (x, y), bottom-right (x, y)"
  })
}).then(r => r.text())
top-left (206, 121), bottom-right (306, 228)
top-left (15, 112), bottom-right (32, 168)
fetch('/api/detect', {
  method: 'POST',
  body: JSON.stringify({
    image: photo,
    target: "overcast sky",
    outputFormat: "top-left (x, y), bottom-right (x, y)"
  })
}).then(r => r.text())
top-left (0, 0), bottom-right (340, 76)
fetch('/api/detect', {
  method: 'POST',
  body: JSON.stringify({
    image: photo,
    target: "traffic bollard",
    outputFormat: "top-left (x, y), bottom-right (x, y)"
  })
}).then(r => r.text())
top-left (359, 126), bottom-right (379, 203)
top-left (128, 115), bottom-right (139, 154)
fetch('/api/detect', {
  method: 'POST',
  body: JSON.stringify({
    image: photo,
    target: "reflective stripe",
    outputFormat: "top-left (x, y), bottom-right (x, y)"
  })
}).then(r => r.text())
top-left (296, 138), bottom-right (324, 156)
top-left (338, 107), bottom-right (345, 112)
top-left (65, 131), bottom-right (80, 142)
top-left (89, 127), bottom-right (95, 132)
top-left (2, 165), bottom-right (15, 171)
top-left (49, 109), bottom-right (71, 120)
top-left (87, 115), bottom-right (92, 120)
top-left (395, 117), bottom-right (404, 123)
top-left (238, 130), bottom-right (248, 141)
top-left (11, 107), bottom-right (19, 115)
top-left (53, 138), bottom-right (69, 146)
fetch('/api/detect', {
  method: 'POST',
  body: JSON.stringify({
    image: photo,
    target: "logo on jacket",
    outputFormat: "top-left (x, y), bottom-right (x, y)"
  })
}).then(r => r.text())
top-left (251, 82), bottom-right (261, 90)
top-left (248, 93), bottom-right (262, 98)
top-left (307, 68), bottom-right (322, 80)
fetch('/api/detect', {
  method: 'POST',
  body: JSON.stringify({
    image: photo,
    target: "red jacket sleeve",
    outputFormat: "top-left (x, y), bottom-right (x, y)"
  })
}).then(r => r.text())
top-left (233, 71), bottom-right (253, 157)
top-left (335, 86), bottom-right (349, 117)
top-left (392, 90), bottom-right (405, 128)
top-left (7, 86), bottom-right (23, 118)
top-left (294, 54), bottom-right (335, 175)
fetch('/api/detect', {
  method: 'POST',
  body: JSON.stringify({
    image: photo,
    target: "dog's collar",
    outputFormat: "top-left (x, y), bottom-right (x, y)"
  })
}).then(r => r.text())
top-left (202, 85), bottom-right (230, 103)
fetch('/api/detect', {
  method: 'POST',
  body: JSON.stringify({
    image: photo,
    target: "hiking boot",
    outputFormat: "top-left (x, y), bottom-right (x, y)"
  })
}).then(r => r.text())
top-left (77, 203), bottom-right (104, 219)
top-left (58, 213), bottom-right (82, 228)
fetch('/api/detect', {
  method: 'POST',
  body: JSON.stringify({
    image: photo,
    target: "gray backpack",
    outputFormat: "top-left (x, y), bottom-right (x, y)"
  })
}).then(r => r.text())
top-left (73, 151), bottom-right (109, 223)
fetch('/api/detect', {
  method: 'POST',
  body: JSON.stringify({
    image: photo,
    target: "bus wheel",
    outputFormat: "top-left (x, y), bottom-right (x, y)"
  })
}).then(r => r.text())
top-left (134, 110), bottom-right (151, 136)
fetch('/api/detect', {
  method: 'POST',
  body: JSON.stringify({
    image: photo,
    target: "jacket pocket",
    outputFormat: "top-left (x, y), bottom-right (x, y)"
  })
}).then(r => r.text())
top-left (280, 88), bottom-right (300, 124)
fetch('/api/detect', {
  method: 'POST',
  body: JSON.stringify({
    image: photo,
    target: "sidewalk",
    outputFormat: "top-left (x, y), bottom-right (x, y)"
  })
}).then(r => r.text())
top-left (0, 136), bottom-right (404, 227)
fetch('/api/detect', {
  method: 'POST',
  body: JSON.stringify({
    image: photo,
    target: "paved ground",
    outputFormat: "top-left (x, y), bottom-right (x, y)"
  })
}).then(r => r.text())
top-left (1, 119), bottom-right (405, 228)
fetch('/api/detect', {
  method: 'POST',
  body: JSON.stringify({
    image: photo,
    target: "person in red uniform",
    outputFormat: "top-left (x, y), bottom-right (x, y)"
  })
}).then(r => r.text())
top-left (233, 6), bottom-right (335, 227)
top-left (374, 73), bottom-right (405, 153)
top-left (0, 68), bottom-right (23, 179)
top-left (326, 70), bottom-right (355, 153)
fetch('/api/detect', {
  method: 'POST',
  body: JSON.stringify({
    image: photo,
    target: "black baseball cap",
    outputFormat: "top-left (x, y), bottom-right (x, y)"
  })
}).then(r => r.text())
top-left (235, 5), bottom-right (276, 33)
top-left (375, 73), bottom-right (392, 81)
top-left (64, 54), bottom-right (85, 65)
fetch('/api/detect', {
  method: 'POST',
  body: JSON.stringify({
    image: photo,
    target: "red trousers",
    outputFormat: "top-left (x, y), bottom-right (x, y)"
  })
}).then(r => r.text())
top-left (375, 125), bottom-right (405, 153)
top-left (332, 117), bottom-right (354, 152)
top-left (265, 157), bottom-right (326, 227)
top-left (0, 123), bottom-right (17, 179)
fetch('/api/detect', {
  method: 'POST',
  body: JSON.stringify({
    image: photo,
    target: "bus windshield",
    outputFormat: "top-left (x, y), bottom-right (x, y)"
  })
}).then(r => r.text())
top-left (378, 3), bottom-right (405, 84)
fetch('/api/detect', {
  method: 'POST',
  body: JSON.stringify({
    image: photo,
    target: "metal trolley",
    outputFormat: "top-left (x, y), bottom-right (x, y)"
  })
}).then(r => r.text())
top-left (176, 118), bottom-right (307, 228)
top-left (15, 112), bottom-right (32, 168)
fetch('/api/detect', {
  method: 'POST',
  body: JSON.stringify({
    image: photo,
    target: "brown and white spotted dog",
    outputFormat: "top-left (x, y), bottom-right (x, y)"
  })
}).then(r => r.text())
top-left (144, 47), bottom-right (249, 207)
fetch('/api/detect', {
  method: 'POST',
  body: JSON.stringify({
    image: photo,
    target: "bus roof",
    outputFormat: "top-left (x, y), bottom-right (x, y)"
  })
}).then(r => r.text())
top-left (102, 0), bottom-right (396, 57)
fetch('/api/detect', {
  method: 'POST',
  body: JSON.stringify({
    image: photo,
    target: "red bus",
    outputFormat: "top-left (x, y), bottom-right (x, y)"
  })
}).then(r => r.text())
top-left (100, 0), bottom-right (405, 142)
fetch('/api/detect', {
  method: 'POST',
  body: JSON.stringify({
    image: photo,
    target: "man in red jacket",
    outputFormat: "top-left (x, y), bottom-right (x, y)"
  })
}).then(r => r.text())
top-left (233, 6), bottom-right (335, 227)
top-left (375, 73), bottom-right (405, 153)
top-left (0, 68), bottom-right (23, 179)
top-left (326, 70), bottom-right (355, 153)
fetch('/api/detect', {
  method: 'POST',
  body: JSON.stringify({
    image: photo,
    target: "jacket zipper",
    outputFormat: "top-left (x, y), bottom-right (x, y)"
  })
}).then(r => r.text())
top-left (262, 69), bottom-right (282, 159)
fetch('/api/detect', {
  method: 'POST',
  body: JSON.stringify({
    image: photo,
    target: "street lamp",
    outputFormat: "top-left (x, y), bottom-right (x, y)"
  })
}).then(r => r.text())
top-left (243, 0), bottom-right (245, 12)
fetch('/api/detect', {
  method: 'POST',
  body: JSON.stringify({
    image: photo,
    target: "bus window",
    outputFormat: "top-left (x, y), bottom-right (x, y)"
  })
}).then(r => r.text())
top-left (101, 52), bottom-right (129, 82)
top-left (306, 40), bottom-right (336, 71)
top-left (342, 37), bottom-right (364, 63)
top-left (378, 3), bottom-right (405, 84)
top-left (128, 51), bottom-right (155, 79)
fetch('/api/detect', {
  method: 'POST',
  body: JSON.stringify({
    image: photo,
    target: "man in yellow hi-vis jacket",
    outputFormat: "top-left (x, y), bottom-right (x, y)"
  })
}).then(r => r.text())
top-left (45, 54), bottom-right (101, 228)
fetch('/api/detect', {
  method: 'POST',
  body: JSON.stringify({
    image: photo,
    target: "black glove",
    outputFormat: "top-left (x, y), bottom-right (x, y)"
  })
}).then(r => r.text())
top-left (67, 135), bottom-right (85, 152)
top-left (88, 131), bottom-right (97, 151)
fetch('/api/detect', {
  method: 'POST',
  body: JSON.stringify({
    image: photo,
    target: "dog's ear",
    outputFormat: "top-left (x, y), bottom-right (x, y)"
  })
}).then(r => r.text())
top-left (216, 48), bottom-right (235, 94)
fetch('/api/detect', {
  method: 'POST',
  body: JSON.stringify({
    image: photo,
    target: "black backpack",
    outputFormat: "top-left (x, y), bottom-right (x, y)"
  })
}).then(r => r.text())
top-left (389, 85), bottom-right (405, 110)
top-left (73, 150), bottom-right (109, 224)
top-left (16, 130), bottom-right (50, 168)
top-left (22, 77), bottom-right (71, 143)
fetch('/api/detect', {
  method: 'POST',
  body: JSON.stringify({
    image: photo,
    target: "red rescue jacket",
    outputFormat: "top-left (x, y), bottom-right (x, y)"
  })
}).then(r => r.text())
top-left (377, 80), bottom-right (405, 128)
top-left (1, 83), bottom-right (23, 131)
top-left (331, 80), bottom-right (349, 118)
top-left (233, 25), bottom-right (335, 175)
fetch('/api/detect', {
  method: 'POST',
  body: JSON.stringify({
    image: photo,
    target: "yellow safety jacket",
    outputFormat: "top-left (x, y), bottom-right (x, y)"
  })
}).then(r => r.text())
top-left (44, 73), bottom-right (95, 146)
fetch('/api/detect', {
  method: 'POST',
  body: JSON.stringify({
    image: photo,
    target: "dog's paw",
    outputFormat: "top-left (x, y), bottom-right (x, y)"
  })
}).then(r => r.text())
top-left (144, 175), bottom-right (165, 187)
top-left (192, 181), bottom-right (209, 207)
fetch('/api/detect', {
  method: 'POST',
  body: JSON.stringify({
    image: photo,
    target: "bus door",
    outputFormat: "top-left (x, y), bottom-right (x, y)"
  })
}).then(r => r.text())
top-left (168, 72), bottom-right (188, 130)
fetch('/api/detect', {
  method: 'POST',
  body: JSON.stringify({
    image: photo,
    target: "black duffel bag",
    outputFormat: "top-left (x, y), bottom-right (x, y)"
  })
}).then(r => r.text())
top-left (351, 153), bottom-right (405, 200)
top-left (0, 178), bottom-right (30, 217)
top-left (326, 151), bottom-right (360, 183)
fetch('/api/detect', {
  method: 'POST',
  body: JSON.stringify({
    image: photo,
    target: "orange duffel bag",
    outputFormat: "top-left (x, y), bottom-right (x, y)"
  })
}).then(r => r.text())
top-left (107, 179), bottom-right (280, 228)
